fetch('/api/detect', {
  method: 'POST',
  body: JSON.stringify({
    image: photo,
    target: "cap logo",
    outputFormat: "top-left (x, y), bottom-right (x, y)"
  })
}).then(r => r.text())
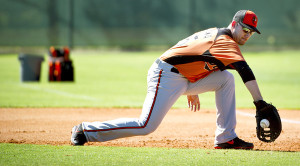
top-left (252, 16), bottom-right (257, 25)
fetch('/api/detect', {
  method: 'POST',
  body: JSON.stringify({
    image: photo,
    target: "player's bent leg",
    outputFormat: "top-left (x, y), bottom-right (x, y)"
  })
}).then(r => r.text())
top-left (212, 71), bottom-right (253, 149)
top-left (81, 62), bottom-right (188, 143)
top-left (213, 71), bottom-right (239, 145)
top-left (82, 82), bottom-right (186, 142)
top-left (184, 71), bottom-right (241, 147)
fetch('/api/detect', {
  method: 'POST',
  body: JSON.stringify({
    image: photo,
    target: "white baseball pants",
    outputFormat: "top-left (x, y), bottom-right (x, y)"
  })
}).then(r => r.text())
top-left (82, 59), bottom-right (237, 144)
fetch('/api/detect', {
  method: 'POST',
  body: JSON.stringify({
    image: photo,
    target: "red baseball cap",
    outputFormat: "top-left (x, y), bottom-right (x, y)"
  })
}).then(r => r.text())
top-left (233, 10), bottom-right (261, 34)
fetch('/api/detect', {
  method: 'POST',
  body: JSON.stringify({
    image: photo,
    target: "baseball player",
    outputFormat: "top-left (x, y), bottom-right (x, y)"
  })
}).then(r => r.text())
top-left (72, 10), bottom-right (267, 149)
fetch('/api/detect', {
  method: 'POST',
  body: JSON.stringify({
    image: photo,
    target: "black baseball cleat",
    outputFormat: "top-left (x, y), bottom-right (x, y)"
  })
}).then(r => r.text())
top-left (71, 124), bottom-right (87, 146)
top-left (214, 137), bottom-right (254, 149)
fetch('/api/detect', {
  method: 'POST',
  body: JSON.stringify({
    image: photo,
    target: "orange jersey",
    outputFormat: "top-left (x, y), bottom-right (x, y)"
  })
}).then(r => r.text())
top-left (160, 28), bottom-right (245, 83)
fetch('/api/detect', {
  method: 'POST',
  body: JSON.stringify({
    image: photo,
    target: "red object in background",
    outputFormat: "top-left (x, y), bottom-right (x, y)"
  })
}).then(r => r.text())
top-left (50, 46), bottom-right (57, 57)
top-left (63, 47), bottom-right (70, 61)
top-left (54, 60), bottom-right (61, 81)
top-left (49, 61), bottom-right (54, 81)
top-left (48, 47), bottom-right (74, 81)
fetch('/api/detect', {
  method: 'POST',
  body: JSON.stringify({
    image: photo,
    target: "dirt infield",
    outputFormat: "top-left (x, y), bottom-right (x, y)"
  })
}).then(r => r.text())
top-left (0, 108), bottom-right (299, 151)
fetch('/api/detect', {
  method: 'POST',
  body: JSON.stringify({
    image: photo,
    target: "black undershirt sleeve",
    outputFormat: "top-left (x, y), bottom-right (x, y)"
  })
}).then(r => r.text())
top-left (227, 61), bottom-right (256, 83)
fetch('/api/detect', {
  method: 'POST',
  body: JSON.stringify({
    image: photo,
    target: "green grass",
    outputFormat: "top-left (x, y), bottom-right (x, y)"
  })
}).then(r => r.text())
top-left (0, 51), bottom-right (299, 165)
top-left (0, 50), bottom-right (299, 109)
top-left (0, 143), bottom-right (299, 166)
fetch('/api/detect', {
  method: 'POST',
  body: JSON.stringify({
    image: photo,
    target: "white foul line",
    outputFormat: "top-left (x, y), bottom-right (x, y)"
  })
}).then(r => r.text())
top-left (237, 110), bottom-right (300, 124)
top-left (19, 83), bottom-right (99, 102)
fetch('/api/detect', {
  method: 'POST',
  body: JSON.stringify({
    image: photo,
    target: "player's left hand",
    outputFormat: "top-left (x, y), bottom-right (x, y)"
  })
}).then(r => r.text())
top-left (254, 100), bottom-right (282, 142)
top-left (187, 95), bottom-right (200, 112)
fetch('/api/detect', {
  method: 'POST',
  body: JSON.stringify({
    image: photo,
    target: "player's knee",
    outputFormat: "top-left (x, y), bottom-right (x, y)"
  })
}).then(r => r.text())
top-left (138, 118), bottom-right (160, 135)
top-left (139, 126), bottom-right (157, 135)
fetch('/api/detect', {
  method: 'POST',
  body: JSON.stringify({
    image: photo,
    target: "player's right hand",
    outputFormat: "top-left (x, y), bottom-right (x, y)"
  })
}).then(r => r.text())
top-left (187, 95), bottom-right (200, 112)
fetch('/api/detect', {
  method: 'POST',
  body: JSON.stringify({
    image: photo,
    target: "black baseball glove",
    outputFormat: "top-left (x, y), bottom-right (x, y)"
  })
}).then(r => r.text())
top-left (254, 100), bottom-right (282, 142)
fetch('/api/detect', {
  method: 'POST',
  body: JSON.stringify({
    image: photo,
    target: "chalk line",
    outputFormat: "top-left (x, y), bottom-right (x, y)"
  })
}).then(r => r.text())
top-left (19, 83), bottom-right (99, 102)
top-left (237, 110), bottom-right (300, 124)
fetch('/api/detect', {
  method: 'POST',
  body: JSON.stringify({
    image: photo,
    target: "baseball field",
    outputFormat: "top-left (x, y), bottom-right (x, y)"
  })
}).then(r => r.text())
top-left (0, 50), bottom-right (299, 165)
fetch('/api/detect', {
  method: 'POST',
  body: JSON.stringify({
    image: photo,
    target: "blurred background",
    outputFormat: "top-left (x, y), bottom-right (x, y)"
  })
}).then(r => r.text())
top-left (0, 0), bottom-right (299, 53)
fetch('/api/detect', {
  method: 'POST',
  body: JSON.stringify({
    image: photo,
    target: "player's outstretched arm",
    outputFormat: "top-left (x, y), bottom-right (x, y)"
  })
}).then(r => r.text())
top-left (245, 80), bottom-right (263, 101)
top-left (230, 61), bottom-right (263, 102)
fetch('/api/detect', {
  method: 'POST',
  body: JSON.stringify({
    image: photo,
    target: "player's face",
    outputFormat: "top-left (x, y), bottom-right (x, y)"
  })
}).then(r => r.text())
top-left (232, 23), bottom-right (254, 45)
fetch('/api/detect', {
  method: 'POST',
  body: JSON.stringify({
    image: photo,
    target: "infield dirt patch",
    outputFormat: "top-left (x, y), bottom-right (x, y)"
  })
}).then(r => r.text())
top-left (0, 108), bottom-right (299, 151)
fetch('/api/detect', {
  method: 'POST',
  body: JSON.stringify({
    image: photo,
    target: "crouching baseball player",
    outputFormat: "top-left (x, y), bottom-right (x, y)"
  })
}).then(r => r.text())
top-left (71, 10), bottom-right (282, 149)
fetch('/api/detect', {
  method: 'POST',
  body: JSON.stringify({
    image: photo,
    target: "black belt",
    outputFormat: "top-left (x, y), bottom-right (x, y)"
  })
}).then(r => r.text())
top-left (155, 59), bottom-right (179, 74)
top-left (171, 67), bottom-right (179, 74)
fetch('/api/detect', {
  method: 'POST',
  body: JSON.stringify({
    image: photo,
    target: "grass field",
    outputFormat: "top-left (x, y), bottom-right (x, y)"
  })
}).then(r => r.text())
top-left (0, 50), bottom-right (299, 109)
top-left (0, 50), bottom-right (300, 165)
top-left (0, 143), bottom-right (299, 166)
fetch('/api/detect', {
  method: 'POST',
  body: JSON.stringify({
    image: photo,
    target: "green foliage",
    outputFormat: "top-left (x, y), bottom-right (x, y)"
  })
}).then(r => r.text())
top-left (0, 0), bottom-right (300, 48)
top-left (0, 143), bottom-right (299, 166)
top-left (0, 50), bottom-right (299, 109)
